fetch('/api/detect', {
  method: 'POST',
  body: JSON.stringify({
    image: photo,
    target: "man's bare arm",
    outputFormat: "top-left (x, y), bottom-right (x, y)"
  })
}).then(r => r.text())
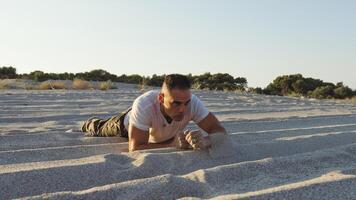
top-left (197, 112), bottom-right (227, 134)
top-left (128, 124), bottom-right (175, 152)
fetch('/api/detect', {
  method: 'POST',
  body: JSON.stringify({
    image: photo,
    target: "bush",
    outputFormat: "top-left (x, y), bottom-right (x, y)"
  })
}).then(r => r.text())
top-left (72, 79), bottom-right (91, 90)
top-left (292, 79), bottom-right (308, 95)
top-left (118, 74), bottom-right (144, 84)
top-left (29, 71), bottom-right (47, 82)
top-left (309, 86), bottom-right (334, 99)
top-left (247, 87), bottom-right (263, 94)
top-left (145, 74), bottom-right (165, 87)
top-left (235, 77), bottom-right (247, 88)
top-left (99, 80), bottom-right (117, 90)
top-left (85, 69), bottom-right (117, 81)
top-left (263, 84), bottom-right (281, 95)
top-left (263, 74), bottom-right (354, 99)
top-left (333, 86), bottom-right (353, 99)
top-left (287, 91), bottom-right (301, 98)
top-left (0, 66), bottom-right (17, 79)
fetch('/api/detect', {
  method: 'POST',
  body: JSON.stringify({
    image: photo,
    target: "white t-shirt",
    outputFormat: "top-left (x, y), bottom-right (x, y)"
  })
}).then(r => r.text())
top-left (124, 90), bottom-right (209, 143)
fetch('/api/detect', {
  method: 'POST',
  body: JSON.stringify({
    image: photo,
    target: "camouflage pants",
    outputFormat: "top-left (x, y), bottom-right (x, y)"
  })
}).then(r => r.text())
top-left (81, 107), bottom-right (132, 138)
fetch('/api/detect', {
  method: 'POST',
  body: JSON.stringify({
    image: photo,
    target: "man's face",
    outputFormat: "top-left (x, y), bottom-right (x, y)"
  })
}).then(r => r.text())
top-left (160, 88), bottom-right (191, 121)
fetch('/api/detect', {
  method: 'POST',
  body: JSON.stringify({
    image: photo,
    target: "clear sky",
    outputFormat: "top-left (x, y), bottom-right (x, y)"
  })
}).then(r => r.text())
top-left (0, 0), bottom-right (355, 88)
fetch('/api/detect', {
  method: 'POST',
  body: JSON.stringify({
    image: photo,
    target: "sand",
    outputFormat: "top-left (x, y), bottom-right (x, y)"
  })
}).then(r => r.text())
top-left (1, 84), bottom-right (356, 199)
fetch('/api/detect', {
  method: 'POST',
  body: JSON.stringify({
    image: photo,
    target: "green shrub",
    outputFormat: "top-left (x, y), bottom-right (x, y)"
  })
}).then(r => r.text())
top-left (333, 86), bottom-right (353, 99)
top-left (0, 66), bottom-right (17, 79)
top-left (309, 86), bottom-right (334, 99)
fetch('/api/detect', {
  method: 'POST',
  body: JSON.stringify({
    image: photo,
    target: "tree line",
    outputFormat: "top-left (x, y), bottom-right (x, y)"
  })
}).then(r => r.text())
top-left (1, 66), bottom-right (355, 99)
top-left (0, 66), bottom-right (247, 91)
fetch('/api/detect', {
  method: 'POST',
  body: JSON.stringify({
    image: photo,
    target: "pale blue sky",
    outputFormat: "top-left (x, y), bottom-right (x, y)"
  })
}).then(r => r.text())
top-left (0, 0), bottom-right (355, 88)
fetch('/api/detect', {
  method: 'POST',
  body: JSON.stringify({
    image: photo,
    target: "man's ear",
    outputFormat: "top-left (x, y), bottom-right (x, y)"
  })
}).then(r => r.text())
top-left (158, 93), bottom-right (164, 104)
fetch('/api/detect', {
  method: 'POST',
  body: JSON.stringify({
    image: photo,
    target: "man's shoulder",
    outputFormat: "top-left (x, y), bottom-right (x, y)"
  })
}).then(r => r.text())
top-left (133, 90), bottom-right (159, 107)
top-left (190, 93), bottom-right (201, 104)
top-left (142, 89), bottom-right (160, 96)
top-left (190, 93), bottom-right (208, 112)
top-left (136, 90), bottom-right (159, 100)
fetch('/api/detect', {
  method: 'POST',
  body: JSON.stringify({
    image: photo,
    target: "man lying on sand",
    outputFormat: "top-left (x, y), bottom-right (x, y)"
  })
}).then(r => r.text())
top-left (82, 74), bottom-right (227, 152)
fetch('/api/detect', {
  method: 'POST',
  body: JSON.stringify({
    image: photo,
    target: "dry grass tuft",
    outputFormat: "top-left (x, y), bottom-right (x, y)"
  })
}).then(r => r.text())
top-left (51, 81), bottom-right (66, 89)
top-left (334, 96), bottom-right (356, 104)
top-left (25, 86), bottom-right (36, 90)
top-left (38, 82), bottom-right (52, 90)
top-left (0, 81), bottom-right (9, 89)
top-left (37, 81), bottom-right (66, 90)
top-left (72, 79), bottom-right (91, 90)
top-left (351, 96), bottom-right (356, 103)
top-left (0, 79), bottom-right (26, 89)
top-left (99, 80), bottom-right (117, 90)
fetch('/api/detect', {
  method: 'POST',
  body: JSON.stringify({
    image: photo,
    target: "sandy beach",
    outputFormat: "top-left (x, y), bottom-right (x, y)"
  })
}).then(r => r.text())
top-left (1, 83), bottom-right (356, 199)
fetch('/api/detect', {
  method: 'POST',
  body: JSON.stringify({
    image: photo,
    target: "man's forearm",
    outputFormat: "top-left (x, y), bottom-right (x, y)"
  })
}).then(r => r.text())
top-left (129, 137), bottom-right (175, 152)
top-left (209, 126), bottom-right (227, 134)
top-left (130, 142), bottom-right (173, 151)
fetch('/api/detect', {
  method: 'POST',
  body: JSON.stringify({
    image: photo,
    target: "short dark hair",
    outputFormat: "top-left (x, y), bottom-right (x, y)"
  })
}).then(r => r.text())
top-left (163, 74), bottom-right (191, 90)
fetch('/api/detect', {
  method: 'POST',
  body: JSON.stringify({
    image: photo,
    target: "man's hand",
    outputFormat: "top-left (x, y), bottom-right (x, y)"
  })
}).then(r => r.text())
top-left (173, 131), bottom-right (193, 149)
top-left (184, 130), bottom-right (212, 150)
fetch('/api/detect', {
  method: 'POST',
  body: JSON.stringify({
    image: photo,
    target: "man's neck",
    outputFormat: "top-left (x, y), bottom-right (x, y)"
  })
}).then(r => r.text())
top-left (160, 104), bottom-right (173, 124)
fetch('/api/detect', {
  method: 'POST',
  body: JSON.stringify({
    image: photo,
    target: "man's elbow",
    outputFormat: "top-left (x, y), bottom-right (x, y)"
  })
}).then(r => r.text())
top-left (128, 145), bottom-right (136, 152)
top-left (129, 144), bottom-right (140, 152)
top-left (129, 141), bottom-right (146, 152)
top-left (128, 142), bottom-right (139, 152)
top-left (219, 126), bottom-right (227, 133)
